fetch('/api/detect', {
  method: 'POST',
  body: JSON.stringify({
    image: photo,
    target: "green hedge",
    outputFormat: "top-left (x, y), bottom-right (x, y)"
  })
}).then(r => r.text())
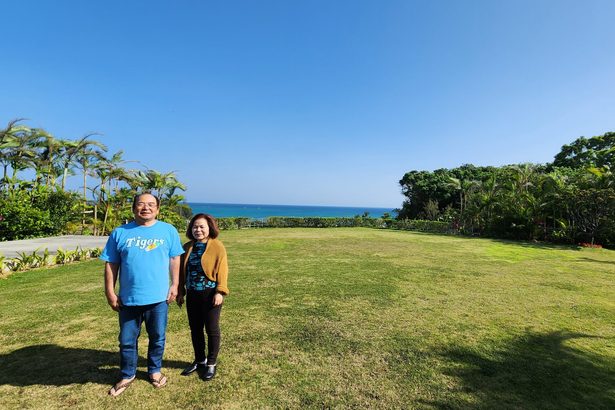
top-left (216, 217), bottom-right (256, 230)
top-left (214, 216), bottom-right (453, 234)
top-left (389, 219), bottom-right (453, 234)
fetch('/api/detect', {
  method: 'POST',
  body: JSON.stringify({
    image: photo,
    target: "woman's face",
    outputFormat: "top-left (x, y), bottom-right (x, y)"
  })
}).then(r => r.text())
top-left (191, 218), bottom-right (210, 242)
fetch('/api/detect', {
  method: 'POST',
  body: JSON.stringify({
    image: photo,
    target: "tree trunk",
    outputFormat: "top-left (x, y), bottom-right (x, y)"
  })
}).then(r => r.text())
top-left (93, 204), bottom-right (98, 236)
top-left (102, 203), bottom-right (110, 236)
top-left (82, 169), bottom-right (87, 233)
top-left (61, 167), bottom-right (68, 191)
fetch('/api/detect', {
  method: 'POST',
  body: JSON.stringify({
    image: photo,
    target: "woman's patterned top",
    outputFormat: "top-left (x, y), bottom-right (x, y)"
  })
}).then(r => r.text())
top-left (186, 241), bottom-right (217, 291)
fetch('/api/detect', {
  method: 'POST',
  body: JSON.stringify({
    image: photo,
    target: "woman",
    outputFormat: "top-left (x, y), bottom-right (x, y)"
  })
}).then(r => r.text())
top-left (177, 213), bottom-right (229, 381)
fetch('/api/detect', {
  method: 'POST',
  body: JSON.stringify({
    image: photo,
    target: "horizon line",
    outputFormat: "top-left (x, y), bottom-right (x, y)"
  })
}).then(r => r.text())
top-left (184, 201), bottom-right (398, 210)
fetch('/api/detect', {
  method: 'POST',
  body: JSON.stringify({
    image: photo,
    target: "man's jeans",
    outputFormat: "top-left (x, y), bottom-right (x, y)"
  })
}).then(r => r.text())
top-left (118, 301), bottom-right (168, 379)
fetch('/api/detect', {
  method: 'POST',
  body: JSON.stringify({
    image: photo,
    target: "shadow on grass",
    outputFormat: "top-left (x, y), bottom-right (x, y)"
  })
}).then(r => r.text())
top-left (0, 344), bottom-right (187, 386)
top-left (430, 331), bottom-right (615, 409)
top-left (576, 257), bottom-right (615, 266)
top-left (487, 237), bottom-right (583, 251)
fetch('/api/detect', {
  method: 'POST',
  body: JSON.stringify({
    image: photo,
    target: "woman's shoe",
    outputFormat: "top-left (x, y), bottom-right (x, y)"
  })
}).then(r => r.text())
top-left (181, 361), bottom-right (206, 376)
top-left (202, 364), bottom-right (216, 381)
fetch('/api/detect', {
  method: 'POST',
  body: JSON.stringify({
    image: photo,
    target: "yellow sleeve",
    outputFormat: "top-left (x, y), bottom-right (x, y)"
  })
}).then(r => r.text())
top-left (215, 243), bottom-right (230, 295)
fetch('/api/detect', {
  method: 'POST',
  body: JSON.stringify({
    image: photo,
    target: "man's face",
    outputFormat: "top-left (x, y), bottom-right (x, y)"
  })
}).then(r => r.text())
top-left (133, 194), bottom-right (159, 224)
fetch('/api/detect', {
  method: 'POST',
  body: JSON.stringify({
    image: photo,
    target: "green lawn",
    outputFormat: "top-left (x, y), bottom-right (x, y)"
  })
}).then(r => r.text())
top-left (0, 228), bottom-right (614, 409)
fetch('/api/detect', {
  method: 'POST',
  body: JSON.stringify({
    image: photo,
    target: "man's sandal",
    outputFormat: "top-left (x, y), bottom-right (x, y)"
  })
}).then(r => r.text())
top-left (108, 376), bottom-right (135, 397)
top-left (150, 373), bottom-right (167, 389)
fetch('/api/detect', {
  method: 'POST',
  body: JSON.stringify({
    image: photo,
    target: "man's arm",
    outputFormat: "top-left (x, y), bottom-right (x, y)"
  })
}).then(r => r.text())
top-left (166, 256), bottom-right (180, 303)
top-left (104, 262), bottom-right (121, 311)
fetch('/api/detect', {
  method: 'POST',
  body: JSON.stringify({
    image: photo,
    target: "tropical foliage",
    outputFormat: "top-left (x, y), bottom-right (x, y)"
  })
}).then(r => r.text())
top-left (0, 119), bottom-right (191, 240)
top-left (398, 132), bottom-right (615, 246)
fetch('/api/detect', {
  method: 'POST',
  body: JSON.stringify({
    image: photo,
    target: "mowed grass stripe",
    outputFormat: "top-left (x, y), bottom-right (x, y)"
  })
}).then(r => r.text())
top-left (0, 228), bottom-right (613, 409)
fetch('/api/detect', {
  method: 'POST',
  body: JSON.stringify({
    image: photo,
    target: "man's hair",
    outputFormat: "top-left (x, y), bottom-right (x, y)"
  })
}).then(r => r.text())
top-left (186, 213), bottom-right (220, 240)
top-left (132, 192), bottom-right (160, 210)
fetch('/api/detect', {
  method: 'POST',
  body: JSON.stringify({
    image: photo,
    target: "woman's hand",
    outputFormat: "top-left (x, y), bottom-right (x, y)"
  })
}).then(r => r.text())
top-left (213, 292), bottom-right (224, 307)
top-left (176, 294), bottom-right (184, 307)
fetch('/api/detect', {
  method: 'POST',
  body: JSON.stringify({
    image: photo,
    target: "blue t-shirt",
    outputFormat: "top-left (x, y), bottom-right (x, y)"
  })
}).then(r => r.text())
top-left (100, 220), bottom-right (184, 306)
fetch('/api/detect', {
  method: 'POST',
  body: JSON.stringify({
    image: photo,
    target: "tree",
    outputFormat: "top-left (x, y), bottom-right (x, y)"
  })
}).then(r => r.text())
top-left (131, 169), bottom-right (186, 202)
top-left (539, 169), bottom-right (570, 240)
top-left (31, 129), bottom-right (63, 188)
top-left (552, 132), bottom-right (615, 169)
top-left (2, 124), bottom-right (40, 190)
top-left (59, 134), bottom-right (107, 191)
top-left (447, 177), bottom-right (479, 218)
top-left (0, 119), bottom-right (23, 187)
top-left (574, 166), bottom-right (615, 245)
top-left (92, 150), bottom-right (136, 235)
top-left (398, 169), bottom-right (455, 219)
top-left (0, 117), bottom-right (191, 239)
top-left (422, 199), bottom-right (440, 220)
top-left (76, 146), bottom-right (107, 232)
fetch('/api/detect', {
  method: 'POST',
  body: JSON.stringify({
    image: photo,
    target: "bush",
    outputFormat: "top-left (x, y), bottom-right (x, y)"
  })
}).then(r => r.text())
top-left (0, 187), bottom-right (80, 241)
top-left (0, 198), bottom-right (53, 240)
top-left (217, 217), bottom-right (255, 230)
top-left (213, 217), bottom-right (452, 233)
top-left (390, 219), bottom-right (453, 234)
top-left (264, 217), bottom-right (385, 228)
top-left (159, 206), bottom-right (189, 231)
top-left (34, 190), bottom-right (80, 233)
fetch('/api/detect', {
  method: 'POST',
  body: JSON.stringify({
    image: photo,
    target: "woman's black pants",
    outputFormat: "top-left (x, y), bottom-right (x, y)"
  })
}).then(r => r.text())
top-left (186, 288), bottom-right (222, 364)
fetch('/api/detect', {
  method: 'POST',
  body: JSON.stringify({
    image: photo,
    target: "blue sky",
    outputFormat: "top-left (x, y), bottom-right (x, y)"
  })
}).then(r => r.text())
top-left (1, 0), bottom-right (614, 207)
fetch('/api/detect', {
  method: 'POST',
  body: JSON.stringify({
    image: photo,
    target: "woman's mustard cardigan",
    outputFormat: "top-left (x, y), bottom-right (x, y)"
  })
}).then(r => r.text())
top-left (179, 238), bottom-right (229, 296)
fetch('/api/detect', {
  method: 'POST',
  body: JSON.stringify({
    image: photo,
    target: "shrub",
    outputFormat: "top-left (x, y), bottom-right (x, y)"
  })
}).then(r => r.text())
top-left (11, 250), bottom-right (49, 271)
top-left (0, 187), bottom-right (80, 241)
top-left (159, 206), bottom-right (189, 231)
top-left (0, 194), bottom-right (54, 240)
top-left (217, 217), bottom-right (253, 230)
top-left (213, 217), bottom-right (451, 232)
top-left (55, 248), bottom-right (74, 265)
top-left (390, 219), bottom-right (453, 234)
top-left (33, 190), bottom-right (80, 234)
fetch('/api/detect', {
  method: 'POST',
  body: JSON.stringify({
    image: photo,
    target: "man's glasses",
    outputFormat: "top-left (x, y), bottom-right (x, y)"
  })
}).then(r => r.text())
top-left (136, 202), bottom-right (158, 209)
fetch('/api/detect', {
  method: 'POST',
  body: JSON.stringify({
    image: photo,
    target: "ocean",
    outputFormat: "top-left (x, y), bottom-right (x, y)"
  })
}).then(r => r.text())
top-left (187, 203), bottom-right (396, 219)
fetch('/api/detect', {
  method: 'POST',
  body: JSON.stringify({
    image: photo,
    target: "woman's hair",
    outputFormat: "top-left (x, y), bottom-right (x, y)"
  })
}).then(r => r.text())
top-left (186, 213), bottom-right (220, 240)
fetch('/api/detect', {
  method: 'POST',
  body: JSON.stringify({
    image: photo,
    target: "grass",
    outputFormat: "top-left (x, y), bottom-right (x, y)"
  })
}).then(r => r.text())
top-left (0, 227), bottom-right (613, 409)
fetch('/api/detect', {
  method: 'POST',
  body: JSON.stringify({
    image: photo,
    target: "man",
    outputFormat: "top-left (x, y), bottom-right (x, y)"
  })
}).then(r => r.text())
top-left (101, 192), bottom-right (184, 397)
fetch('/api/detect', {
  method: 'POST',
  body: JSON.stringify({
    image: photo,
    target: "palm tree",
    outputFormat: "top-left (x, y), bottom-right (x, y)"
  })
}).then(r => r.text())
top-left (505, 164), bottom-right (546, 239)
top-left (541, 170), bottom-right (570, 240)
top-left (94, 150), bottom-right (136, 235)
top-left (3, 125), bottom-right (41, 190)
top-left (587, 165), bottom-right (614, 189)
top-left (75, 144), bottom-right (108, 232)
top-left (31, 129), bottom-right (64, 188)
top-left (448, 177), bottom-right (476, 215)
top-left (131, 169), bottom-right (186, 202)
top-left (508, 163), bottom-right (537, 196)
top-left (106, 151), bottom-right (139, 195)
top-left (0, 119), bottom-right (24, 188)
top-left (467, 172), bottom-right (500, 233)
top-left (59, 134), bottom-right (107, 191)
top-left (161, 173), bottom-right (187, 204)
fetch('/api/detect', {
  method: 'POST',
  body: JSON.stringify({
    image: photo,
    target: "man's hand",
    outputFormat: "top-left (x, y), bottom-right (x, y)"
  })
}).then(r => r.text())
top-left (176, 294), bottom-right (184, 308)
top-left (168, 255), bottom-right (180, 305)
top-left (107, 293), bottom-right (121, 312)
top-left (167, 284), bottom-right (178, 304)
top-left (104, 262), bottom-right (120, 311)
